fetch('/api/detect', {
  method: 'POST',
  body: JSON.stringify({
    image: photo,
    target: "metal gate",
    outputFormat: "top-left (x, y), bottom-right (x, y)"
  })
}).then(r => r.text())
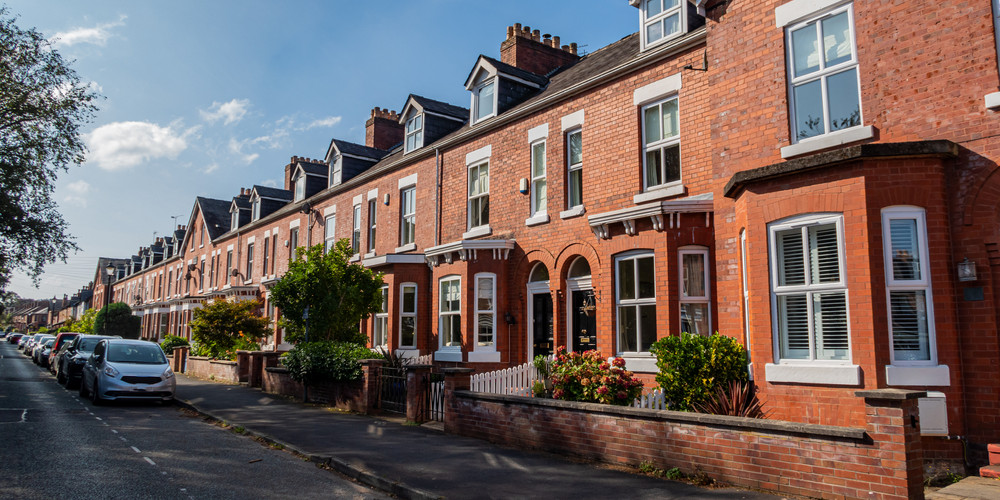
top-left (378, 367), bottom-right (407, 414)
top-left (424, 372), bottom-right (445, 422)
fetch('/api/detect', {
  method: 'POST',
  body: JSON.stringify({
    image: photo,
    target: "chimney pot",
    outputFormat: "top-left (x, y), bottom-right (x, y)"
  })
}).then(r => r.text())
top-left (514, 22), bottom-right (521, 32)
top-left (532, 29), bottom-right (540, 41)
top-left (506, 26), bottom-right (514, 39)
top-left (570, 42), bottom-right (578, 55)
top-left (553, 36), bottom-right (560, 47)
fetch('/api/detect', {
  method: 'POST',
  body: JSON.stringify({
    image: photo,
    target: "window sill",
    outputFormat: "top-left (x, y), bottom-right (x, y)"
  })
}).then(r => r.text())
top-left (434, 349), bottom-right (463, 362)
top-left (468, 351), bottom-right (500, 363)
top-left (633, 182), bottom-right (684, 204)
top-left (396, 348), bottom-right (419, 358)
top-left (764, 363), bottom-right (861, 385)
top-left (524, 213), bottom-right (549, 227)
top-left (619, 354), bottom-right (657, 373)
top-left (462, 225), bottom-right (492, 239)
top-left (363, 251), bottom-right (376, 259)
top-left (986, 91), bottom-right (1000, 110)
top-left (560, 206), bottom-right (586, 219)
top-left (886, 364), bottom-right (950, 387)
top-left (780, 125), bottom-right (875, 159)
top-left (394, 243), bottom-right (417, 253)
top-left (243, 280), bottom-right (254, 286)
top-left (349, 254), bottom-right (360, 263)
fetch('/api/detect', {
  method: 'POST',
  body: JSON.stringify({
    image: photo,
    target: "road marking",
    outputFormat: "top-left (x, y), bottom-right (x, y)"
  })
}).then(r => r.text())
top-left (131, 446), bottom-right (141, 453)
top-left (21, 409), bottom-right (27, 423)
top-left (111, 429), bottom-right (118, 434)
top-left (95, 416), bottom-right (102, 421)
top-left (144, 457), bottom-right (156, 466)
top-left (119, 436), bottom-right (127, 442)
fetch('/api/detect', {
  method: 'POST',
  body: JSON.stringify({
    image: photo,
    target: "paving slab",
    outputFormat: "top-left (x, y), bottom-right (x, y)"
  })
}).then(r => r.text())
top-left (928, 476), bottom-right (1000, 500)
top-left (175, 374), bottom-right (782, 500)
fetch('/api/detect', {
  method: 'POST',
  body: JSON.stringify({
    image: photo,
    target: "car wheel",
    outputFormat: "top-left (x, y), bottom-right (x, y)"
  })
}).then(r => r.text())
top-left (89, 377), bottom-right (103, 406)
top-left (56, 369), bottom-right (66, 385)
top-left (79, 376), bottom-right (88, 397)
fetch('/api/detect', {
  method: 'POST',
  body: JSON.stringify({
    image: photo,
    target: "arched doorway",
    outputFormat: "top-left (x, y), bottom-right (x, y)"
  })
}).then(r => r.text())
top-left (565, 257), bottom-right (597, 352)
top-left (526, 263), bottom-right (553, 359)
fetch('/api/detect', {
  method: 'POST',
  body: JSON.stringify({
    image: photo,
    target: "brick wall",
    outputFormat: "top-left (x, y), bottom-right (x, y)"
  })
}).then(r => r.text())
top-left (185, 357), bottom-right (240, 384)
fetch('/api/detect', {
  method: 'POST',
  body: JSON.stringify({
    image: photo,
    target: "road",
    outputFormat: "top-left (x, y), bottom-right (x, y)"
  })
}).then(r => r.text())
top-left (0, 340), bottom-right (387, 500)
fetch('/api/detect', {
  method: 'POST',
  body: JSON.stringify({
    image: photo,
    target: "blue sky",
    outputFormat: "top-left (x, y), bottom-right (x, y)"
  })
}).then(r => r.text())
top-left (6, 1), bottom-right (638, 300)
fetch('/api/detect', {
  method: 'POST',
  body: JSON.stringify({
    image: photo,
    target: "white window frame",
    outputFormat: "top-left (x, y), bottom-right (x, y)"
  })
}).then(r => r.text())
top-left (641, 96), bottom-right (681, 192)
top-left (400, 186), bottom-right (416, 246)
top-left (615, 251), bottom-right (657, 355)
top-left (882, 206), bottom-right (937, 366)
top-left (231, 209), bottom-right (239, 231)
top-left (639, 0), bottom-right (687, 51)
top-left (399, 283), bottom-right (418, 349)
top-left (467, 160), bottom-right (490, 231)
top-left (324, 214), bottom-right (336, 253)
top-left (245, 242), bottom-right (254, 281)
top-left (330, 155), bottom-right (343, 186)
top-left (251, 197), bottom-right (261, 221)
top-left (294, 173), bottom-right (306, 202)
top-left (566, 128), bottom-right (583, 211)
top-left (679, 246), bottom-right (711, 336)
top-left (438, 276), bottom-right (462, 350)
top-left (352, 204), bottom-right (362, 255)
top-left (472, 78), bottom-right (497, 124)
top-left (404, 113), bottom-right (423, 153)
top-left (367, 199), bottom-right (377, 253)
top-left (740, 229), bottom-right (753, 375)
top-left (373, 285), bottom-right (389, 348)
top-left (474, 273), bottom-right (497, 350)
top-left (768, 213), bottom-right (851, 364)
top-left (784, 3), bottom-right (862, 143)
top-left (529, 139), bottom-right (547, 218)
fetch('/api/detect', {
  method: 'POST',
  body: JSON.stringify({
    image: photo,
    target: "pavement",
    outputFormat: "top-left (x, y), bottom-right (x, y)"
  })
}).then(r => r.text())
top-left (927, 476), bottom-right (1000, 500)
top-left (173, 374), bottom-right (780, 500)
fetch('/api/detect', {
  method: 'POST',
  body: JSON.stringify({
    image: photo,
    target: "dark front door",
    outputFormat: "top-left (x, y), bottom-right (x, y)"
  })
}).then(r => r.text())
top-left (572, 289), bottom-right (597, 352)
top-left (531, 293), bottom-right (553, 357)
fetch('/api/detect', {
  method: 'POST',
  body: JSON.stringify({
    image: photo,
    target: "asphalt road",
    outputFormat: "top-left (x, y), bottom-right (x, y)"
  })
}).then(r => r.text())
top-left (0, 340), bottom-right (387, 500)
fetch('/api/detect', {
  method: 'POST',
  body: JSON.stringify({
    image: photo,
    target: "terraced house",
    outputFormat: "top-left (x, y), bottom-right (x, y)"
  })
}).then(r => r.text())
top-left (95, 0), bottom-right (1000, 469)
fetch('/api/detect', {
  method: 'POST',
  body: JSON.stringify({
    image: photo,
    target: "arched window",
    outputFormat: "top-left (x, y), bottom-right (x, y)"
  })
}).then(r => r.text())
top-left (567, 257), bottom-right (591, 279)
top-left (529, 263), bottom-right (549, 282)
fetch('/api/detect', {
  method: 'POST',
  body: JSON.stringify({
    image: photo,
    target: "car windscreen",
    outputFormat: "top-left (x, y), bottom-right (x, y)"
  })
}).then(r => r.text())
top-left (43, 340), bottom-right (55, 347)
top-left (76, 338), bottom-right (103, 353)
top-left (106, 344), bottom-right (167, 364)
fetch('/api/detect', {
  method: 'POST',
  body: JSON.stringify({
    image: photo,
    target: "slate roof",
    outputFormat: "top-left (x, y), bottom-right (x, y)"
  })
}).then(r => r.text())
top-left (479, 55), bottom-right (551, 86)
top-left (252, 186), bottom-right (293, 201)
top-left (409, 94), bottom-right (469, 120)
top-left (332, 139), bottom-right (389, 161)
top-left (231, 194), bottom-right (251, 210)
top-left (297, 160), bottom-right (328, 176)
top-left (196, 197), bottom-right (234, 240)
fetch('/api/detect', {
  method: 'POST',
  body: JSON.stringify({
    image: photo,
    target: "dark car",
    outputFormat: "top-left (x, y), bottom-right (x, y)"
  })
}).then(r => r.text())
top-left (56, 334), bottom-right (119, 388)
top-left (35, 338), bottom-right (56, 366)
top-left (7, 333), bottom-right (24, 344)
top-left (48, 333), bottom-right (81, 373)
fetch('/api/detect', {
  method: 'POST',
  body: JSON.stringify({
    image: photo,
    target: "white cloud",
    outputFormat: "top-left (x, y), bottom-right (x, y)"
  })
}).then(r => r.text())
top-left (86, 121), bottom-right (191, 171)
top-left (204, 163), bottom-right (220, 174)
top-left (50, 15), bottom-right (127, 48)
top-left (62, 180), bottom-right (91, 207)
top-left (260, 179), bottom-right (279, 188)
top-left (228, 138), bottom-right (259, 165)
top-left (200, 99), bottom-right (250, 125)
top-left (304, 116), bottom-right (342, 130)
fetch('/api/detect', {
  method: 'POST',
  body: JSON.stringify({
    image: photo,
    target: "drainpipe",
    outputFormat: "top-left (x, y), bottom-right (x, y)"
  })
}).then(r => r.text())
top-left (434, 148), bottom-right (441, 246)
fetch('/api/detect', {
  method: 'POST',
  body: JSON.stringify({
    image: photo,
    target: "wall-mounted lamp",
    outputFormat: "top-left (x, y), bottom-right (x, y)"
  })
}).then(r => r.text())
top-left (519, 178), bottom-right (529, 194)
top-left (957, 258), bottom-right (977, 282)
top-left (383, 193), bottom-right (390, 206)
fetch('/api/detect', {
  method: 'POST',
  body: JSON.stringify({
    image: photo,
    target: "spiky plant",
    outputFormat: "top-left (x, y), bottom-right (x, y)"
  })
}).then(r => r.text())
top-left (694, 380), bottom-right (770, 419)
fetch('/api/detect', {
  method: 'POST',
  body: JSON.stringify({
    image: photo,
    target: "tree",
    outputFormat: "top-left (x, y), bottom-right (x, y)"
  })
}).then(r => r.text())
top-left (94, 302), bottom-right (140, 339)
top-left (188, 298), bottom-right (271, 359)
top-left (0, 8), bottom-right (100, 291)
top-left (74, 307), bottom-right (98, 334)
top-left (270, 241), bottom-right (384, 344)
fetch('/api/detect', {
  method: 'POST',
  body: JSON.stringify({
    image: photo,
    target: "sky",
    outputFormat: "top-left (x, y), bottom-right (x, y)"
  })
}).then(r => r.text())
top-left (6, 1), bottom-right (638, 300)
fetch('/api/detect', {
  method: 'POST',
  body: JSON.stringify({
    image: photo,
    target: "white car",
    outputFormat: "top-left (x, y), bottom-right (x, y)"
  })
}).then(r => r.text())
top-left (80, 339), bottom-right (176, 404)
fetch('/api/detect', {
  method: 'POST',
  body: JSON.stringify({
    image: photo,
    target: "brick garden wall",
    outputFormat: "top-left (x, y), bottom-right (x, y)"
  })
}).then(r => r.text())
top-left (185, 357), bottom-right (240, 384)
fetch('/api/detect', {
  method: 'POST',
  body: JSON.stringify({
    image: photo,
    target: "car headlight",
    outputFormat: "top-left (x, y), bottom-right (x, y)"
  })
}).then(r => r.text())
top-left (103, 365), bottom-right (120, 378)
top-left (162, 368), bottom-right (174, 379)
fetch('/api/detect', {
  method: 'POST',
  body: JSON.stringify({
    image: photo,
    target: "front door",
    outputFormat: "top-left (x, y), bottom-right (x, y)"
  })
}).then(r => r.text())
top-left (531, 292), bottom-right (553, 357)
top-left (571, 289), bottom-right (597, 352)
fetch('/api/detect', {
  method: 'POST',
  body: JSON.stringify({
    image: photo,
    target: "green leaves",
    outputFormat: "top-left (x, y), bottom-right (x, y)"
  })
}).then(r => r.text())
top-left (189, 298), bottom-right (271, 359)
top-left (649, 333), bottom-right (749, 412)
top-left (94, 303), bottom-right (140, 339)
top-left (281, 341), bottom-right (374, 384)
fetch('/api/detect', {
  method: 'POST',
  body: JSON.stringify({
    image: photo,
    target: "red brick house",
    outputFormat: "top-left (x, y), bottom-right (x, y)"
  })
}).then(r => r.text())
top-left (94, 0), bottom-right (1000, 468)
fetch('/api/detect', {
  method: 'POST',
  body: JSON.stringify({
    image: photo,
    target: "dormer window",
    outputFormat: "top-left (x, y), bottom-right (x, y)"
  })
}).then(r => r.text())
top-left (231, 208), bottom-right (239, 231)
top-left (640, 0), bottom-right (685, 50)
top-left (330, 155), bottom-right (342, 187)
top-left (404, 114), bottom-right (423, 153)
top-left (251, 197), bottom-right (260, 221)
top-left (473, 78), bottom-right (496, 124)
top-left (294, 172), bottom-right (306, 202)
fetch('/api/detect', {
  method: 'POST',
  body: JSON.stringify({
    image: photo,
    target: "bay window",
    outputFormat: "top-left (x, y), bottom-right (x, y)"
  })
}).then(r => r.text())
top-left (882, 207), bottom-right (935, 364)
top-left (439, 277), bottom-right (462, 348)
top-left (616, 252), bottom-right (657, 353)
top-left (679, 247), bottom-right (711, 336)
top-left (400, 283), bottom-right (417, 349)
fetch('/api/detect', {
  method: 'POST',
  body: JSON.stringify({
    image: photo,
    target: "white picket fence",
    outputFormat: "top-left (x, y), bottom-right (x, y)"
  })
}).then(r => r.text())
top-left (470, 359), bottom-right (541, 396)
top-left (633, 388), bottom-right (666, 410)
top-left (409, 353), bottom-right (433, 365)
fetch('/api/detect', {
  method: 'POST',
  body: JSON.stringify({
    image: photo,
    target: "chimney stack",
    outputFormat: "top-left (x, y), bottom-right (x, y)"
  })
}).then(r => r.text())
top-left (285, 157), bottom-right (297, 191)
top-left (500, 23), bottom-right (580, 76)
top-left (365, 107), bottom-right (404, 150)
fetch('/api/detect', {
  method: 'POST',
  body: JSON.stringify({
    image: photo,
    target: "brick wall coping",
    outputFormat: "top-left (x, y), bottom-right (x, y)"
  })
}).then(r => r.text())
top-left (723, 139), bottom-right (958, 198)
top-left (265, 366), bottom-right (289, 373)
top-left (854, 389), bottom-right (927, 400)
top-left (442, 367), bottom-right (476, 375)
top-left (456, 391), bottom-right (867, 440)
top-left (209, 360), bottom-right (237, 366)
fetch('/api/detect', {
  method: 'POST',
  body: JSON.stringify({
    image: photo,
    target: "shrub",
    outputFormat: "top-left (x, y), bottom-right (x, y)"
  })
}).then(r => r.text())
top-left (281, 341), bottom-right (374, 385)
top-left (189, 298), bottom-right (270, 360)
top-left (94, 303), bottom-right (140, 339)
top-left (160, 335), bottom-right (190, 355)
top-left (548, 347), bottom-right (643, 406)
top-left (694, 380), bottom-right (769, 418)
top-left (649, 333), bottom-right (749, 411)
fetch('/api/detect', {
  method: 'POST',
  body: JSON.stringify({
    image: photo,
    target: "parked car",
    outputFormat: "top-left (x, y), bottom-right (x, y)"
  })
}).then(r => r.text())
top-left (80, 339), bottom-right (175, 404)
top-left (36, 339), bottom-right (56, 367)
top-left (19, 333), bottom-right (37, 351)
top-left (48, 333), bottom-right (81, 372)
top-left (7, 333), bottom-right (24, 344)
top-left (31, 335), bottom-right (55, 363)
top-left (56, 335), bottom-right (119, 388)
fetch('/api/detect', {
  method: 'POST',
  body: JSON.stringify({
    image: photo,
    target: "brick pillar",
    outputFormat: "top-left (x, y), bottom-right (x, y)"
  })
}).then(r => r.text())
top-left (405, 364), bottom-right (433, 423)
top-left (261, 352), bottom-right (281, 368)
top-left (856, 389), bottom-right (926, 499)
top-left (236, 350), bottom-right (250, 383)
top-left (442, 367), bottom-right (475, 434)
top-left (173, 346), bottom-right (189, 373)
top-left (248, 351), bottom-right (265, 387)
top-left (359, 359), bottom-right (385, 414)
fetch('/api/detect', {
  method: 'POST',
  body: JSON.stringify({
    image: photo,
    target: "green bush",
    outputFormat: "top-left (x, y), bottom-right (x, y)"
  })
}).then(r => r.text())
top-left (280, 341), bottom-right (375, 385)
top-left (548, 347), bottom-right (643, 406)
top-left (160, 335), bottom-right (190, 355)
top-left (94, 303), bottom-right (140, 339)
top-left (649, 333), bottom-right (749, 411)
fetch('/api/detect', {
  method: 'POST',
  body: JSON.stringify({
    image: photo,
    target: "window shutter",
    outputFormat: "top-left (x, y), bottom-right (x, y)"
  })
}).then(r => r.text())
top-left (889, 219), bottom-right (920, 281)
top-left (890, 290), bottom-right (929, 360)
top-left (810, 224), bottom-right (840, 283)
top-left (777, 229), bottom-right (805, 286)
top-left (778, 294), bottom-right (810, 359)
top-left (813, 291), bottom-right (849, 360)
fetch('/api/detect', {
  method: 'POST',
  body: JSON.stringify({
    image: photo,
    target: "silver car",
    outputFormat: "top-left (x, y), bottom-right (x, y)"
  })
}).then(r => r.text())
top-left (80, 339), bottom-right (176, 404)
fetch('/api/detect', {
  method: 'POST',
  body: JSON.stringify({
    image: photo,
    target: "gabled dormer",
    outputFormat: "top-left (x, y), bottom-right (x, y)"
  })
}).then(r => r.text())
top-left (290, 159), bottom-right (328, 201)
top-left (248, 185), bottom-right (293, 222)
top-left (464, 54), bottom-right (550, 125)
top-left (324, 138), bottom-right (389, 187)
top-left (172, 226), bottom-right (186, 256)
top-left (229, 189), bottom-right (251, 231)
top-left (399, 94), bottom-right (468, 154)
top-left (629, 0), bottom-right (705, 51)
top-left (163, 236), bottom-right (174, 259)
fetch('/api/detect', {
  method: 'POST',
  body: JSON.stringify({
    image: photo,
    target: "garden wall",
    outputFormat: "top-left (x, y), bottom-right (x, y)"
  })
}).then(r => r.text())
top-left (261, 361), bottom-right (381, 414)
top-left (185, 356), bottom-right (240, 384)
top-left (443, 369), bottom-right (924, 500)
